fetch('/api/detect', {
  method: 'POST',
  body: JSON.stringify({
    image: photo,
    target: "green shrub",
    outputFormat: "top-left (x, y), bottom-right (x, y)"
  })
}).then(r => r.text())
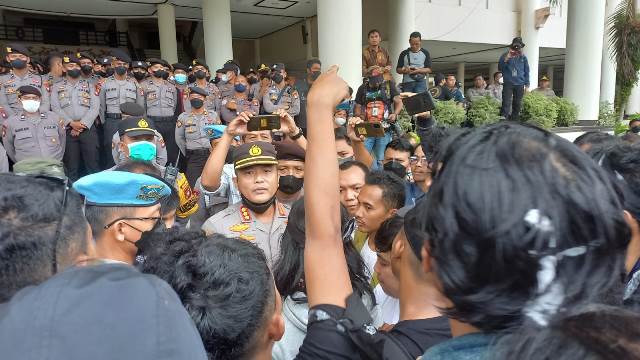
top-left (433, 100), bottom-right (466, 127)
top-left (597, 101), bottom-right (618, 127)
top-left (467, 96), bottom-right (501, 126)
top-left (396, 108), bottom-right (413, 133)
top-left (521, 92), bottom-right (557, 129)
top-left (552, 97), bottom-right (578, 127)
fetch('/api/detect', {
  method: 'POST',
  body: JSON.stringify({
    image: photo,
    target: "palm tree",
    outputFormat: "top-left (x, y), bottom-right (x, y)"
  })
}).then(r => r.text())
top-left (607, 0), bottom-right (640, 112)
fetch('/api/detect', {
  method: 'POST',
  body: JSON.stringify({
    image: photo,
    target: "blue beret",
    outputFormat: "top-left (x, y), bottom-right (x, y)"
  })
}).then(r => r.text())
top-left (203, 124), bottom-right (227, 140)
top-left (73, 171), bottom-right (171, 207)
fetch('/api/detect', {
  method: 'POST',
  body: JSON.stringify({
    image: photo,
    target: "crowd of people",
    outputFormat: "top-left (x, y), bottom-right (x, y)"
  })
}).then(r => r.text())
top-left (1, 29), bottom-right (640, 360)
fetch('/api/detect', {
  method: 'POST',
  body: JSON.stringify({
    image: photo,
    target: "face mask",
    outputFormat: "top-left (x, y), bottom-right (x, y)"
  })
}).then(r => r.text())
top-left (152, 69), bottom-right (166, 79)
top-left (383, 160), bottom-right (407, 179)
top-left (632, 126), bottom-right (640, 134)
top-left (133, 72), bottom-right (146, 81)
top-left (174, 73), bottom-right (187, 84)
top-left (498, 77), bottom-right (504, 84)
top-left (248, 76), bottom-right (258, 85)
top-left (114, 66), bottom-right (127, 76)
top-left (80, 65), bottom-right (93, 76)
top-left (127, 141), bottom-right (157, 161)
top-left (279, 175), bottom-right (304, 195)
top-left (241, 193), bottom-right (276, 214)
top-left (22, 99), bottom-right (40, 113)
top-left (221, 74), bottom-right (229, 83)
top-left (271, 73), bottom-right (284, 84)
top-left (234, 83), bottom-right (247, 93)
top-left (10, 59), bottom-right (27, 70)
top-left (338, 156), bottom-right (355, 165)
top-left (67, 69), bottom-right (81, 78)
top-left (190, 98), bottom-right (204, 109)
top-left (96, 70), bottom-right (107, 78)
top-left (105, 68), bottom-right (115, 77)
top-left (334, 117), bottom-right (347, 127)
top-left (163, 73), bottom-right (171, 80)
top-left (193, 70), bottom-right (205, 80)
top-left (310, 70), bottom-right (321, 81)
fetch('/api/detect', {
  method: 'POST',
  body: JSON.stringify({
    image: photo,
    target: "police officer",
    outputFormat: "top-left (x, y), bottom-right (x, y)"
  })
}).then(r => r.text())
top-left (201, 141), bottom-right (290, 267)
top-left (94, 56), bottom-right (111, 78)
top-left (50, 55), bottom-right (100, 180)
top-left (532, 75), bottom-right (556, 98)
top-left (262, 63), bottom-right (300, 117)
top-left (99, 49), bottom-right (143, 168)
top-left (130, 60), bottom-right (148, 84)
top-left (75, 52), bottom-right (98, 87)
top-left (2, 85), bottom-right (65, 162)
top-left (0, 44), bottom-right (50, 121)
top-left (112, 102), bottom-right (168, 167)
top-left (219, 74), bottom-right (260, 123)
top-left (172, 63), bottom-right (191, 115)
top-left (175, 86), bottom-right (219, 185)
top-left (218, 61), bottom-right (241, 101)
top-left (189, 59), bottom-right (220, 113)
top-left (43, 52), bottom-right (64, 96)
top-left (141, 58), bottom-right (179, 166)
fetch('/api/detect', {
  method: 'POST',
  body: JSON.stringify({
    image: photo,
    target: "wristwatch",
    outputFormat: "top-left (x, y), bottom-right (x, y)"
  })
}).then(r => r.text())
top-left (290, 127), bottom-right (304, 140)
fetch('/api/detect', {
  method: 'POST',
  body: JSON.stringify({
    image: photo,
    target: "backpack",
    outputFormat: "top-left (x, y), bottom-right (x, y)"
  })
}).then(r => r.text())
top-left (363, 82), bottom-right (392, 125)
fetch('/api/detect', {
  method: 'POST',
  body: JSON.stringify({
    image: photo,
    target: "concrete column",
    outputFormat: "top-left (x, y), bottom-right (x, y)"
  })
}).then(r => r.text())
top-left (317, 0), bottom-right (362, 90)
top-left (564, 0), bottom-right (606, 120)
top-left (601, 0), bottom-right (621, 104)
top-left (388, 0), bottom-right (416, 84)
top-left (202, 0), bottom-right (233, 70)
top-left (489, 62), bottom-right (499, 81)
top-left (521, 0), bottom-right (540, 90)
top-left (628, 80), bottom-right (640, 114)
top-left (157, 3), bottom-right (178, 63)
top-left (457, 62), bottom-right (465, 92)
top-left (254, 39), bottom-right (261, 67)
top-left (546, 65), bottom-right (554, 89)
top-left (305, 18), bottom-right (313, 60)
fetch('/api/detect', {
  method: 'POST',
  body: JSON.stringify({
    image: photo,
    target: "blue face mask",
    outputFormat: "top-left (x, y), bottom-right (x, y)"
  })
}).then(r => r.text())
top-left (127, 141), bottom-right (157, 161)
top-left (234, 83), bottom-right (247, 93)
top-left (174, 73), bottom-right (187, 85)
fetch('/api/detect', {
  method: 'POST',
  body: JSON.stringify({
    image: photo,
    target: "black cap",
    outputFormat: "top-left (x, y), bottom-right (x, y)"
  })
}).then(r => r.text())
top-left (0, 264), bottom-right (208, 360)
top-left (271, 63), bottom-right (285, 72)
top-left (99, 56), bottom-right (111, 65)
top-left (189, 86), bottom-right (209, 97)
top-left (76, 52), bottom-right (94, 62)
top-left (44, 52), bottom-right (63, 66)
top-left (191, 59), bottom-right (209, 70)
top-left (233, 141), bottom-right (278, 170)
top-left (510, 37), bottom-right (525, 49)
top-left (147, 58), bottom-right (169, 67)
top-left (118, 116), bottom-right (157, 137)
top-left (111, 48), bottom-right (131, 63)
top-left (131, 60), bottom-right (148, 69)
top-left (17, 85), bottom-right (41, 97)
top-left (62, 55), bottom-right (80, 65)
top-left (246, 68), bottom-right (257, 75)
top-left (120, 102), bottom-right (146, 117)
top-left (5, 43), bottom-right (29, 57)
top-left (223, 62), bottom-right (240, 73)
top-left (215, 68), bottom-right (225, 74)
top-left (172, 62), bottom-right (188, 72)
top-left (274, 141), bottom-right (305, 162)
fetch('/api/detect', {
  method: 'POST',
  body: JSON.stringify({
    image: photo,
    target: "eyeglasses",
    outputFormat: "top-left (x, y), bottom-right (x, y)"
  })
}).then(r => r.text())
top-left (104, 216), bottom-right (161, 230)
top-left (409, 156), bottom-right (429, 165)
top-left (34, 175), bottom-right (69, 275)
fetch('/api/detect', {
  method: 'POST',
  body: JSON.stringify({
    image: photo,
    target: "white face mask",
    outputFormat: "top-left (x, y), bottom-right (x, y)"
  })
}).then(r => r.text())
top-left (221, 74), bottom-right (229, 83)
top-left (22, 99), bottom-right (40, 113)
top-left (334, 117), bottom-right (347, 126)
top-left (498, 77), bottom-right (504, 84)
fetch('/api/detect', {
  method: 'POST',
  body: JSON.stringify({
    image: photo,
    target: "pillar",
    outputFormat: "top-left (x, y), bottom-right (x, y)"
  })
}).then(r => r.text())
top-left (546, 65), bottom-right (555, 89)
top-left (157, 3), bottom-right (178, 64)
top-left (521, 0), bottom-right (540, 90)
top-left (305, 18), bottom-right (313, 60)
top-left (317, 0), bottom-right (362, 90)
top-left (254, 39), bottom-right (261, 68)
top-left (457, 62), bottom-right (465, 92)
top-left (628, 81), bottom-right (640, 114)
top-left (564, 0), bottom-right (606, 120)
top-left (202, 0), bottom-right (233, 70)
top-left (489, 62), bottom-right (499, 82)
top-left (388, 0), bottom-right (416, 84)
top-left (601, 0), bottom-right (621, 104)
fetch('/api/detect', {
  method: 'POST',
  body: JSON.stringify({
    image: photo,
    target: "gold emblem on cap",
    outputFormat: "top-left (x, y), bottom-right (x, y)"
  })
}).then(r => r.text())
top-left (6, 47), bottom-right (11, 53)
top-left (138, 119), bottom-right (149, 128)
top-left (249, 144), bottom-right (262, 156)
top-left (192, 59), bottom-right (197, 65)
top-left (63, 56), bottom-right (70, 63)
top-left (77, 52), bottom-right (81, 58)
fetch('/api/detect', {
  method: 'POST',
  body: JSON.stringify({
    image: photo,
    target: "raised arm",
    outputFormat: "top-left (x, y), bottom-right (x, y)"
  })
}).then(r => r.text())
top-left (304, 65), bottom-right (352, 308)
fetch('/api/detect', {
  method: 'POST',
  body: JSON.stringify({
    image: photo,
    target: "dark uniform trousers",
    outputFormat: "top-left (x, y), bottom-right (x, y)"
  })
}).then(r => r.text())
top-left (64, 125), bottom-right (99, 181)
top-left (149, 115), bottom-right (179, 165)
top-left (185, 148), bottom-right (209, 188)
top-left (103, 113), bottom-right (122, 168)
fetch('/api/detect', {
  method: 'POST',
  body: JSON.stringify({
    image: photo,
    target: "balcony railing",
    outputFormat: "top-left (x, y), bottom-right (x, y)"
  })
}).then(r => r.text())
top-left (0, 24), bottom-right (128, 47)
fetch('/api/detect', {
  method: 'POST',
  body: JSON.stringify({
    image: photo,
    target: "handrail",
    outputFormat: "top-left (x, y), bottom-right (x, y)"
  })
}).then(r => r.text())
top-left (0, 24), bottom-right (128, 47)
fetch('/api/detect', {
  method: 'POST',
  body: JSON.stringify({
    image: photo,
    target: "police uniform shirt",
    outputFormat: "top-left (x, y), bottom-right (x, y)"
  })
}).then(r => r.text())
top-left (201, 200), bottom-right (290, 267)
top-left (465, 87), bottom-right (489, 102)
top-left (0, 72), bottom-right (50, 119)
top-left (2, 111), bottom-right (66, 162)
top-left (188, 83), bottom-right (220, 113)
top-left (50, 78), bottom-right (100, 128)
top-left (262, 83), bottom-right (300, 116)
top-left (141, 79), bottom-right (177, 117)
top-left (111, 131), bottom-right (168, 167)
top-left (175, 111), bottom-right (219, 154)
top-left (218, 82), bottom-right (235, 102)
top-left (249, 83), bottom-right (262, 105)
top-left (219, 96), bottom-right (260, 123)
top-left (532, 87), bottom-right (556, 98)
top-left (0, 141), bottom-right (8, 172)
top-left (43, 74), bottom-right (64, 95)
top-left (99, 76), bottom-right (144, 120)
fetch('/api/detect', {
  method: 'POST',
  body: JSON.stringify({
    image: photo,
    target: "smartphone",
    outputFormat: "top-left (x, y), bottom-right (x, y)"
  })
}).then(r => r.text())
top-left (354, 122), bottom-right (385, 138)
top-left (247, 114), bottom-right (281, 132)
top-left (402, 91), bottom-right (436, 115)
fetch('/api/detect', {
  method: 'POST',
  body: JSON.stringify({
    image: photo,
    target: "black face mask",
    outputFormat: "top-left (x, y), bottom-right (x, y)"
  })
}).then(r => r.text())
top-left (190, 98), bottom-right (204, 109)
top-left (310, 71), bottom-right (321, 81)
top-left (133, 71), bottom-right (146, 81)
top-left (114, 66), bottom-right (127, 76)
top-left (632, 126), bottom-right (640, 134)
top-left (10, 59), bottom-right (27, 70)
top-left (133, 221), bottom-right (170, 258)
top-left (279, 175), bottom-right (304, 195)
top-left (105, 68), bottom-right (115, 77)
top-left (213, 76), bottom-right (220, 84)
top-left (187, 73), bottom-right (195, 83)
top-left (67, 69), bottom-right (81, 78)
top-left (80, 65), bottom-right (93, 76)
top-left (383, 161), bottom-right (407, 179)
top-left (153, 69), bottom-right (167, 79)
top-left (162, 71), bottom-right (170, 80)
top-left (195, 70), bottom-right (206, 79)
top-left (271, 73), bottom-right (284, 84)
top-left (247, 76), bottom-right (258, 85)
top-left (96, 70), bottom-right (107, 78)
top-left (241, 194), bottom-right (276, 214)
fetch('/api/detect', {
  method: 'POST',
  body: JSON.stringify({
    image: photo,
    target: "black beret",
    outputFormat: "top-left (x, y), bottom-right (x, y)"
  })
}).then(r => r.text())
top-left (62, 55), bottom-right (80, 65)
top-left (188, 86), bottom-right (208, 97)
top-left (271, 63), bottom-right (285, 71)
top-left (223, 62), bottom-right (240, 73)
top-left (99, 57), bottom-right (111, 65)
top-left (172, 63), bottom-right (188, 72)
top-left (110, 49), bottom-right (131, 63)
top-left (5, 43), bottom-right (29, 57)
top-left (274, 141), bottom-right (305, 162)
top-left (76, 52), bottom-right (94, 62)
top-left (147, 58), bottom-right (169, 67)
top-left (120, 102), bottom-right (146, 117)
top-left (17, 85), bottom-right (41, 97)
top-left (191, 59), bottom-right (209, 70)
top-left (131, 60), bottom-right (148, 69)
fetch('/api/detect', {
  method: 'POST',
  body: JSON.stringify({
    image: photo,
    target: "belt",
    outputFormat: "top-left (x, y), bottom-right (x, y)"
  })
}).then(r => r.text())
top-left (105, 113), bottom-right (122, 119)
top-left (187, 149), bottom-right (210, 156)
top-left (147, 115), bottom-right (175, 122)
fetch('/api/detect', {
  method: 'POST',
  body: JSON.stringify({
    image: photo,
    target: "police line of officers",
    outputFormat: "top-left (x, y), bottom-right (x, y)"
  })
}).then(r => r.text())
top-left (0, 43), bottom-right (301, 182)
